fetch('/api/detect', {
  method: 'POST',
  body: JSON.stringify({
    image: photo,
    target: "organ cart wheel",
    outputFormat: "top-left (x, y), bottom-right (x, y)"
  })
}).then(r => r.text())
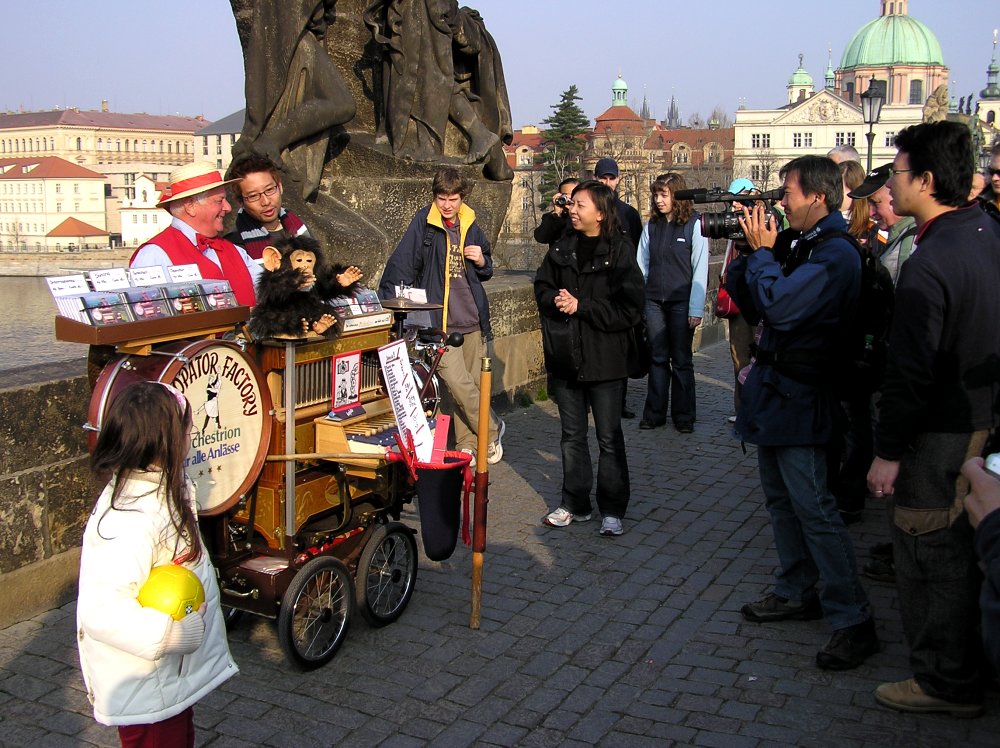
top-left (277, 556), bottom-right (354, 669)
top-left (355, 522), bottom-right (418, 627)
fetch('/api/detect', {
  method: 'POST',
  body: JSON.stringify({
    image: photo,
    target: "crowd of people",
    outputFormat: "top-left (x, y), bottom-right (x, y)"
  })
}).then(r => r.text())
top-left (532, 134), bottom-right (1000, 717)
top-left (75, 132), bottom-right (1000, 744)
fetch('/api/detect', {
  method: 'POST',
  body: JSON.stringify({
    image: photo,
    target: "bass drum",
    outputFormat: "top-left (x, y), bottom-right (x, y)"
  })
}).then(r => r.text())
top-left (410, 359), bottom-right (441, 418)
top-left (88, 340), bottom-right (272, 516)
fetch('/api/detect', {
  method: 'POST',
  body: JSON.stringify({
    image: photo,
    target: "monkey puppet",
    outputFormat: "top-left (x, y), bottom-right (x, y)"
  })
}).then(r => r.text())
top-left (248, 234), bottom-right (364, 339)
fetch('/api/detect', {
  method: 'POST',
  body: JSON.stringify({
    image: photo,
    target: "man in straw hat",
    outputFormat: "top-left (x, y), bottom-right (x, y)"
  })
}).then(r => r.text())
top-left (131, 162), bottom-right (262, 306)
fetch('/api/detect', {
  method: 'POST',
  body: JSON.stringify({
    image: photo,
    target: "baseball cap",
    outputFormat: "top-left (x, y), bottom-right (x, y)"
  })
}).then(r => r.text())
top-left (848, 163), bottom-right (892, 199)
top-left (728, 178), bottom-right (755, 194)
top-left (595, 157), bottom-right (619, 178)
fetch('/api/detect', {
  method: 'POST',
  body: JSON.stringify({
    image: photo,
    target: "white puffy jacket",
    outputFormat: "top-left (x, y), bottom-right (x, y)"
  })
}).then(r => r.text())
top-left (77, 471), bottom-right (237, 726)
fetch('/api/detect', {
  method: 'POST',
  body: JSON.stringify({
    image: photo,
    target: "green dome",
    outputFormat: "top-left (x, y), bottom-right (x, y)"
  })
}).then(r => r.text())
top-left (612, 76), bottom-right (628, 91)
top-left (788, 66), bottom-right (814, 87)
top-left (840, 13), bottom-right (944, 69)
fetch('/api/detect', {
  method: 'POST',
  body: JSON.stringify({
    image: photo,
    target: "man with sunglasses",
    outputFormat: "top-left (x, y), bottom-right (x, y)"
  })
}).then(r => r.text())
top-left (225, 154), bottom-right (311, 260)
top-left (868, 122), bottom-right (1000, 717)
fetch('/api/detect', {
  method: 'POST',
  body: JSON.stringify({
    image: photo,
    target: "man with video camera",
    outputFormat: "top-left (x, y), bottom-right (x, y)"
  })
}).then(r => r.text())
top-left (732, 155), bottom-right (877, 671)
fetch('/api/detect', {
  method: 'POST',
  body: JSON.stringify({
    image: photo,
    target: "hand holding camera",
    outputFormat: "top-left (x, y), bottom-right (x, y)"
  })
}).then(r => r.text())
top-left (737, 203), bottom-right (779, 251)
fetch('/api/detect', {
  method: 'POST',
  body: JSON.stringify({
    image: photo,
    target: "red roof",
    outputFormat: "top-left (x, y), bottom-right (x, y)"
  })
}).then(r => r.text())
top-left (47, 217), bottom-right (108, 238)
top-left (0, 109), bottom-right (206, 133)
top-left (593, 105), bottom-right (648, 136)
top-left (0, 157), bottom-right (106, 180)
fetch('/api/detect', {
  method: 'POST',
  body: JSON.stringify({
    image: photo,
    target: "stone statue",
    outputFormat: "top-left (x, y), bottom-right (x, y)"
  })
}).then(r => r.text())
top-left (233, 0), bottom-right (357, 199)
top-left (363, 0), bottom-right (513, 180)
top-left (228, 0), bottom-right (512, 276)
top-left (922, 84), bottom-right (949, 123)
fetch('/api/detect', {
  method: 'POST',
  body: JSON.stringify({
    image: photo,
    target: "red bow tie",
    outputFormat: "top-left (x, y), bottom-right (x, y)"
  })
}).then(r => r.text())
top-left (196, 234), bottom-right (225, 252)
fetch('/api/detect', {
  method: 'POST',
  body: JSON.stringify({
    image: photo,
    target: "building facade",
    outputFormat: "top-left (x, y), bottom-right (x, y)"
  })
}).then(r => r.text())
top-left (119, 175), bottom-right (170, 247)
top-left (0, 157), bottom-right (108, 251)
top-left (196, 109), bottom-right (245, 174)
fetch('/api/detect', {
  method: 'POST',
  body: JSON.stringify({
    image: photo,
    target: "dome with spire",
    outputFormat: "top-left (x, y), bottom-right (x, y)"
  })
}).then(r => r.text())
top-left (788, 55), bottom-right (814, 87)
top-left (840, 0), bottom-right (943, 70)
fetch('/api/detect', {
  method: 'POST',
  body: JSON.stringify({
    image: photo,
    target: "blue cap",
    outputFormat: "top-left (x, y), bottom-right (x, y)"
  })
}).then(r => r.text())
top-left (595, 157), bottom-right (619, 178)
top-left (728, 178), bottom-right (754, 194)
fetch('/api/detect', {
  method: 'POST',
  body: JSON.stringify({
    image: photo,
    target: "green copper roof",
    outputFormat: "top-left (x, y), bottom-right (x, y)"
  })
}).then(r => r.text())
top-left (788, 66), bottom-right (814, 87)
top-left (612, 76), bottom-right (628, 91)
top-left (841, 14), bottom-right (943, 69)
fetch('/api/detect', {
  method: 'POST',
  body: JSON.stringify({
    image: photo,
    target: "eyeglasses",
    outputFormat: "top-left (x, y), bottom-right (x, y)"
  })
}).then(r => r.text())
top-left (888, 167), bottom-right (913, 177)
top-left (242, 183), bottom-right (279, 203)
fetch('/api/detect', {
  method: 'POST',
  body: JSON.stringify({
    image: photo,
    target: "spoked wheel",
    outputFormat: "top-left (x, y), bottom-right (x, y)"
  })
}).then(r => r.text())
top-left (355, 522), bottom-right (418, 627)
top-left (277, 556), bottom-right (353, 670)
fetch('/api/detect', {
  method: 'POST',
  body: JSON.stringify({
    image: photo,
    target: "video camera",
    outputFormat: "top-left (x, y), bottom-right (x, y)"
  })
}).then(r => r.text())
top-left (674, 187), bottom-right (785, 241)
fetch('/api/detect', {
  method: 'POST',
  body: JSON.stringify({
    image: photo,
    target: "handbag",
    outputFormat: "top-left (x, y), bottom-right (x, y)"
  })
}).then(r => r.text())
top-left (715, 244), bottom-right (742, 320)
top-left (627, 320), bottom-right (650, 379)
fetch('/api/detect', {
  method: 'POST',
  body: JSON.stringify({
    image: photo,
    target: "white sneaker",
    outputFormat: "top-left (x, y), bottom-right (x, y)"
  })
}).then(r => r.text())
top-left (543, 507), bottom-right (592, 527)
top-left (599, 516), bottom-right (624, 536)
top-left (487, 419), bottom-right (506, 464)
top-left (460, 448), bottom-right (476, 469)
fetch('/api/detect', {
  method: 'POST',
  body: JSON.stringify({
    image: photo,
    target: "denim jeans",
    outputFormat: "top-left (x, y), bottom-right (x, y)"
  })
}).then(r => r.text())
top-left (757, 445), bottom-right (870, 629)
top-left (891, 431), bottom-right (987, 702)
top-left (643, 298), bottom-right (695, 427)
top-left (549, 376), bottom-right (630, 519)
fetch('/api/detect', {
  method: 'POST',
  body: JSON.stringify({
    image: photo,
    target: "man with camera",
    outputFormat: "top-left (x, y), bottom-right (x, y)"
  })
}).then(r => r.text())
top-left (533, 178), bottom-right (579, 245)
top-left (733, 155), bottom-right (877, 671)
top-left (867, 122), bottom-right (1000, 717)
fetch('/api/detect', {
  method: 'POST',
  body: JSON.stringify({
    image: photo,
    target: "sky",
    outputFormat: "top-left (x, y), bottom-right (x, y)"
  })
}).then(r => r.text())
top-left (1, 0), bottom-right (997, 129)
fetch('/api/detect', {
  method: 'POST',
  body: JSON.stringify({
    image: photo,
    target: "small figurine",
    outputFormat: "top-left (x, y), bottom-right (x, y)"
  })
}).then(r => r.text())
top-left (248, 235), bottom-right (363, 339)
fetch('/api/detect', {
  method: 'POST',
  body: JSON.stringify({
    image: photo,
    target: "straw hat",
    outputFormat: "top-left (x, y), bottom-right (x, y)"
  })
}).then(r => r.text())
top-left (156, 161), bottom-right (239, 208)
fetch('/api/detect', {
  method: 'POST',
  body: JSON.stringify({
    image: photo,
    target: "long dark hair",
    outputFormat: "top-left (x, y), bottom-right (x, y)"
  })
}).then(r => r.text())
top-left (571, 180), bottom-right (620, 243)
top-left (91, 381), bottom-right (201, 562)
top-left (649, 172), bottom-right (694, 225)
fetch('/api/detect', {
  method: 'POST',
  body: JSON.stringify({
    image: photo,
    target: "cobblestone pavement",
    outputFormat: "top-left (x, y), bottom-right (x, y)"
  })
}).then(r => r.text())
top-left (3, 341), bottom-right (999, 747)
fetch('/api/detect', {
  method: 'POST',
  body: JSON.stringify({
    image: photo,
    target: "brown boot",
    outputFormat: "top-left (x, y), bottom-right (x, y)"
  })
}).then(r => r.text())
top-left (874, 678), bottom-right (983, 718)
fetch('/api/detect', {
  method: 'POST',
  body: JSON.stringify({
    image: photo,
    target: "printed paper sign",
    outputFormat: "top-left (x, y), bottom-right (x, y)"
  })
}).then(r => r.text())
top-left (129, 266), bottom-right (168, 286)
top-left (377, 339), bottom-right (432, 462)
top-left (168, 264), bottom-right (203, 282)
top-left (332, 351), bottom-right (362, 410)
top-left (88, 268), bottom-right (131, 291)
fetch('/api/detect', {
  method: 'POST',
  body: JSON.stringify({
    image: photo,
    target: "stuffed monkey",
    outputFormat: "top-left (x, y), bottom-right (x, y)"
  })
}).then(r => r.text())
top-left (248, 235), bottom-right (363, 339)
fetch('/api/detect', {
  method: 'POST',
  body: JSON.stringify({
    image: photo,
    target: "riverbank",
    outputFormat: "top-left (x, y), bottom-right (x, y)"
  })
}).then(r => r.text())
top-left (0, 249), bottom-right (131, 277)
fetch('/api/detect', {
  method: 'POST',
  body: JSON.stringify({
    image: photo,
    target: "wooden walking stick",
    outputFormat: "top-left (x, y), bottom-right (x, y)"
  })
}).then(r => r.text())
top-left (470, 356), bottom-right (492, 629)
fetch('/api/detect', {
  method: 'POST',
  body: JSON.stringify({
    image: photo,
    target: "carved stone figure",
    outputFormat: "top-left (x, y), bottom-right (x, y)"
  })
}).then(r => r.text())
top-left (363, 0), bottom-right (513, 180)
top-left (922, 84), bottom-right (950, 123)
top-left (234, 0), bottom-right (357, 199)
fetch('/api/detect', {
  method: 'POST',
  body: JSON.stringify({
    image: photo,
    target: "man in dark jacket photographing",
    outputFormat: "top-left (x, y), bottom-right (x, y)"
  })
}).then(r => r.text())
top-left (733, 155), bottom-right (877, 672)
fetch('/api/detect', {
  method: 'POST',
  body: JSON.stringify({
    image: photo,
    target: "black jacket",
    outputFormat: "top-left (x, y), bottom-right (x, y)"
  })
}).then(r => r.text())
top-left (876, 205), bottom-right (1000, 460)
top-left (534, 231), bottom-right (644, 382)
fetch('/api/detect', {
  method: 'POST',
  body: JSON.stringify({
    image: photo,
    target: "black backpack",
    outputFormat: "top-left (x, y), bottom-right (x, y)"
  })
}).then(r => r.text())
top-left (818, 230), bottom-right (895, 396)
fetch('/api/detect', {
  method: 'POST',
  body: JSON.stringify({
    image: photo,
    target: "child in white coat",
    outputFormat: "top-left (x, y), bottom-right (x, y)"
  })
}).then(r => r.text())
top-left (77, 381), bottom-right (237, 747)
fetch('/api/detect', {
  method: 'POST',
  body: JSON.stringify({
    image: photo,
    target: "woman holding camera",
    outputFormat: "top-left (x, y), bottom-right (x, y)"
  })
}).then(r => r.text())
top-left (535, 180), bottom-right (644, 537)
top-left (636, 173), bottom-right (709, 432)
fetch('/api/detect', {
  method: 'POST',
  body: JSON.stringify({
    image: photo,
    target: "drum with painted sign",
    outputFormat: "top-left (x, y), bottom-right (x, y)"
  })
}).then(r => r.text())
top-left (88, 340), bottom-right (272, 515)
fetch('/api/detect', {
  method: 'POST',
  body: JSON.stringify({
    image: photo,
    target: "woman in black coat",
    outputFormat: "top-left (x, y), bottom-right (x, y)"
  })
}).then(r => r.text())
top-left (534, 181), bottom-right (645, 536)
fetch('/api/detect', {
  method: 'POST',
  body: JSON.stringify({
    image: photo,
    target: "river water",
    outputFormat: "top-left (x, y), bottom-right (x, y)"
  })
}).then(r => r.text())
top-left (1, 276), bottom-right (85, 372)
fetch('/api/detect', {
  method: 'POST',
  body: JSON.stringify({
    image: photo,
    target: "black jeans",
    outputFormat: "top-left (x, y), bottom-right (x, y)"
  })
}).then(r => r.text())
top-left (549, 376), bottom-right (630, 519)
top-left (642, 298), bottom-right (695, 427)
top-left (892, 430), bottom-right (989, 702)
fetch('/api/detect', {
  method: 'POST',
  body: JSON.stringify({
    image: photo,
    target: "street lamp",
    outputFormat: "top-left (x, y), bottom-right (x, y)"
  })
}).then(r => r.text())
top-left (860, 76), bottom-right (885, 173)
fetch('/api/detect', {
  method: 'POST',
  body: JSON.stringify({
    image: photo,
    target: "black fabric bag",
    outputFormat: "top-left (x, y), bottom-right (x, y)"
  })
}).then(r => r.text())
top-left (415, 452), bottom-right (473, 561)
top-left (627, 321), bottom-right (650, 379)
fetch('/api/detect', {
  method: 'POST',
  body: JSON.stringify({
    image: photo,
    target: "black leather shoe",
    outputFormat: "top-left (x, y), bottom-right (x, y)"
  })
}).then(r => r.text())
top-left (740, 593), bottom-right (823, 623)
top-left (638, 419), bottom-right (663, 430)
top-left (816, 617), bottom-right (880, 670)
top-left (675, 423), bottom-right (694, 433)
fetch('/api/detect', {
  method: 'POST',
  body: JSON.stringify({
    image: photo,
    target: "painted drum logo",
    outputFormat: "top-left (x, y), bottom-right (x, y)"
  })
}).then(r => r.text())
top-left (170, 345), bottom-right (266, 514)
